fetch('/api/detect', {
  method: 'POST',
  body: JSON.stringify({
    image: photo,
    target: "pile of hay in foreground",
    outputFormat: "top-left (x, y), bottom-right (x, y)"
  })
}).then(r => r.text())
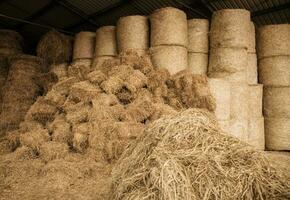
top-left (111, 108), bottom-right (290, 200)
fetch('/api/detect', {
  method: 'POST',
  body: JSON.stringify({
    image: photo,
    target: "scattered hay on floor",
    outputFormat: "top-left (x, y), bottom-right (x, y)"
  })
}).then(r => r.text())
top-left (111, 108), bottom-right (290, 200)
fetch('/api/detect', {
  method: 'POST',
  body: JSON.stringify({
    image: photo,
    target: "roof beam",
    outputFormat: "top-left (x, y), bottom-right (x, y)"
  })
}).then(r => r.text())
top-left (66, 0), bottom-right (133, 31)
top-left (252, 2), bottom-right (290, 17)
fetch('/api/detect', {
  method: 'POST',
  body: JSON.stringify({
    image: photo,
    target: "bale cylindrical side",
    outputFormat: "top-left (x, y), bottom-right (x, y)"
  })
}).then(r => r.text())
top-left (188, 52), bottom-right (208, 75)
top-left (258, 56), bottom-right (290, 86)
top-left (0, 29), bottom-right (24, 51)
top-left (208, 47), bottom-right (248, 74)
top-left (95, 26), bottom-right (117, 56)
top-left (0, 48), bottom-right (22, 55)
top-left (248, 84), bottom-right (263, 118)
top-left (218, 120), bottom-right (230, 133)
top-left (150, 46), bottom-right (188, 75)
top-left (247, 117), bottom-right (265, 150)
top-left (91, 55), bottom-right (116, 70)
top-left (230, 118), bottom-right (248, 142)
top-left (230, 83), bottom-right (249, 119)
top-left (68, 58), bottom-right (92, 80)
top-left (265, 118), bottom-right (290, 150)
top-left (117, 15), bottom-right (149, 53)
top-left (150, 7), bottom-right (188, 47)
top-left (49, 63), bottom-right (68, 80)
top-left (208, 71), bottom-right (247, 83)
top-left (210, 9), bottom-right (251, 48)
top-left (188, 19), bottom-right (209, 53)
top-left (208, 78), bottom-right (230, 120)
top-left (257, 24), bottom-right (290, 59)
top-left (73, 31), bottom-right (95, 60)
top-left (248, 22), bottom-right (256, 53)
top-left (263, 86), bottom-right (290, 118)
top-left (247, 53), bottom-right (258, 84)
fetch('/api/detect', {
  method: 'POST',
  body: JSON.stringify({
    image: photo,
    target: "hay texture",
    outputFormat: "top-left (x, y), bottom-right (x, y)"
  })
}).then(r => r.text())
top-left (188, 52), bottom-right (208, 75)
top-left (117, 15), bottom-right (149, 53)
top-left (257, 24), bottom-right (290, 59)
top-left (248, 84), bottom-right (263, 118)
top-left (229, 118), bottom-right (248, 142)
top-left (68, 58), bottom-right (92, 80)
top-left (248, 22), bottom-right (256, 53)
top-left (247, 53), bottom-right (258, 84)
top-left (247, 117), bottom-right (265, 150)
top-left (95, 26), bottom-right (117, 56)
top-left (0, 29), bottom-right (23, 52)
top-left (208, 78), bottom-right (230, 120)
top-left (49, 63), bottom-right (68, 80)
top-left (263, 86), bottom-right (290, 118)
top-left (187, 19), bottom-right (209, 53)
top-left (150, 7), bottom-right (187, 47)
top-left (259, 56), bottom-right (290, 86)
top-left (218, 119), bottom-right (229, 132)
top-left (37, 30), bottom-right (73, 66)
top-left (150, 45), bottom-right (188, 75)
top-left (111, 109), bottom-right (289, 200)
top-left (230, 83), bottom-right (249, 119)
top-left (73, 31), bottom-right (95, 60)
top-left (210, 9), bottom-right (251, 49)
top-left (265, 118), bottom-right (290, 150)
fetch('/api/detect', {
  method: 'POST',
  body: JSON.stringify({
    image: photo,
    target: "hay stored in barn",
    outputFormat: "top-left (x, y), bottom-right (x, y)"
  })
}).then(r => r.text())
top-left (247, 53), bottom-right (258, 84)
top-left (73, 31), bottom-right (95, 60)
top-left (248, 84), bottom-right (263, 118)
top-left (95, 26), bottom-right (117, 56)
top-left (150, 7), bottom-right (188, 47)
top-left (247, 117), bottom-right (265, 150)
top-left (37, 30), bottom-right (73, 66)
top-left (0, 29), bottom-right (23, 52)
top-left (248, 22), bottom-right (256, 53)
top-left (188, 52), bottom-right (208, 75)
top-left (187, 19), bottom-right (209, 53)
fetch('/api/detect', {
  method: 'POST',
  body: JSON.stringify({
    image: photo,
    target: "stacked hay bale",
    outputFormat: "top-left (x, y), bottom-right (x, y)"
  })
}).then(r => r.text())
top-left (36, 30), bottom-right (73, 68)
top-left (92, 26), bottom-right (117, 70)
top-left (187, 19), bottom-right (209, 75)
top-left (149, 7), bottom-right (188, 74)
top-left (0, 55), bottom-right (44, 137)
top-left (257, 24), bottom-right (290, 150)
top-left (70, 31), bottom-right (95, 80)
top-left (208, 9), bottom-right (264, 148)
top-left (117, 15), bottom-right (149, 55)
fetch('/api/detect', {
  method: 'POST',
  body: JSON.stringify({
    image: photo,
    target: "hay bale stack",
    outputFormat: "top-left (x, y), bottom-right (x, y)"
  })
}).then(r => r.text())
top-left (150, 46), bottom-right (188, 74)
top-left (0, 55), bottom-right (44, 136)
top-left (0, 29), bottom-right (23, 55)
top-left (259, 56), bottom-right (290, 86)
top-left (37, 30), bottom-right (73, 66)
top-left (187, 19), bottom-right (209, 53)
top-left (248, 22), bottom-right (256, 53)
top-left (208, 78), bottom-right (230, 120)
top-left (150, 7), bottom-right (188, 47)
top-left (73, 31), bottom-right (95, 60)
top-left (117, 15), bottom-right (149, 53)
top-left (248, 84), bottom-right (263, 118)
top-left (49, 63), bottom-right (68, 80)
top-left (247, 53), bottom-right (258, 84)
top-left (188, 52), bottom-right (208, 75)
top-left (91, 56), bottom-right (116, 71)
top-left (257, 24), bottom-right (290, 59)
top-left (210, 9), bottom-right (251, 49)
top-left (95, 26), bottom-right (117, 57)
top-left (265, 118), bottom-right (290, 151)
top-left (68, 59), bottom-right (92, 80)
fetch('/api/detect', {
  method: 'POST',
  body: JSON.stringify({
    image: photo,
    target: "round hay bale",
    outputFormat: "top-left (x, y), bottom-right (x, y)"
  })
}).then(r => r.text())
top-left (150, 7), bottom-right (187, 47)
top-left (37, 30), bottom-right (73, 65)
top-left (208, 71), bottom-right (247, 83)
top-left (73, 31), bottom-right (95, 60)
top-left (91, 55), bottom-right (115, 70)
top-left (188, 52), bottom-right (208, 75)
top-left (247, 117), bottom-right (265, 150)
top-left (68, 58), bottom-right (92, 80)
top-left (229, 118), bottom-right (248, 142)
top-left (248, 84), bottom-right (263, 118)
top-left (263, 86), bottom-right (290, 118)
top-left (208, 78), bottom-right (230, 120)
top-left (208, 47), bottom-right (247, 74)
top-left (218, 120), bottom-right (230, 133)
top-left (0, 29), bottom-right (23, 50)
top-left (117, 15), bottom-right (149, 53)
top-left (49, 63), bottom-right (68, 80)
top-left (257, 24), bottom-right (290, 59)
top-left (247, 53), bottom-right (258, 84)
top-left (150, 45), bottom-right (188, 75)
top-left (210, 9), bottom-right (251, 48)
top-left (248, 22), bottom-right (256, 53)
top-left (230, 83), bottom-right (249, 119)
top-left (265, 118), bottom-right (290, 150)
top-left (259, 56), bottom-right (290, 86)
top-left (95, 26), bottom-right (117, 56)
top-left (0, 47), bottom-right (22, 55)
top-left (188, 19), bottom-right (209, 53)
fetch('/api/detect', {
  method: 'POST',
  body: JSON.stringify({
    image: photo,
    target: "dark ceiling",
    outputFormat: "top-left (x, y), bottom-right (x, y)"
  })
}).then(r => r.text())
top-left (0, 0), bottom-right (289, 51)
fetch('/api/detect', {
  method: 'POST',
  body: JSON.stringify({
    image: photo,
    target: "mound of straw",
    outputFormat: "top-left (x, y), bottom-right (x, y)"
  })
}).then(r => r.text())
top-left (111, 108), bottom-right (290, 200)
top-left (37, 30), bottom-right (73, 66)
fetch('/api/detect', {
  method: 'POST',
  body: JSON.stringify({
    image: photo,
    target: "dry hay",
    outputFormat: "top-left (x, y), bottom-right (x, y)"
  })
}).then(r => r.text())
top-left (95, 26), bottom-right (117, 56)
top-left (111, 109), bottom-right (290, 200)
top-left (39, 141), bottom-right (69, 162)
top-left (73, 31), bottom-right (95, 60)
top-left (187, 19), bottom-right (209, 53)
top-left (37, 30), bottom-right (73, 66)
top-left (247, 53), bottom-right (258, 84)
top-left (0, 29), bottom-right (23, 51)
top-left (49, 62), bottom-right (68, 80)
top-left (188, 52), bottom-right (208, 75)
